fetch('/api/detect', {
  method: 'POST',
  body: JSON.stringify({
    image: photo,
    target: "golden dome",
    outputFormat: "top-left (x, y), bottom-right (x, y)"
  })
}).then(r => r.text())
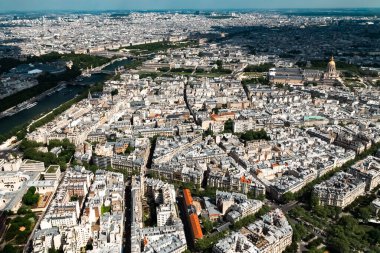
top-left (328, 56), bottom-right (336, 67)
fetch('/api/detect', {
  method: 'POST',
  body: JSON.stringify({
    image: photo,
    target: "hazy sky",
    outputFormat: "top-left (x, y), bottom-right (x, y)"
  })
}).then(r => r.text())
top-left (0, 0), bottom-right (379, 11)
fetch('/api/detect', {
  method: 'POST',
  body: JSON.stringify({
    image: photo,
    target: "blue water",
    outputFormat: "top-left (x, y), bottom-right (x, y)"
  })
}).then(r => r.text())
top-left (0, 85), bottom-right (85, 133)
top-left (0, 57), bottom-right (137, 134)
top-left (102, 58), bottom-right (132, 71)
top-left (0, 73), bottom-right (109, 134)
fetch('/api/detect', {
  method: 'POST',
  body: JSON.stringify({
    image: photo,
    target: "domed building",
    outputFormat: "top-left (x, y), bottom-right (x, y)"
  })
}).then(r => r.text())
top-left (327, 56), bottom-right (338, 78)
top-left (323, 56), bottom-right (340, 84)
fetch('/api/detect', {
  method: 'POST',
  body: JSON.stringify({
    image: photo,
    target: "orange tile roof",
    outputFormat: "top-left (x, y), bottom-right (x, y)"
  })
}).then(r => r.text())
top-left (210, 112), bottom-right (235, 121)
top-left (240, 176), bottom-right (251, 184)
top-left (210, 114), bottom-right (218, 121)
top-left (183, 189), bottom-right (193, 207)
top-left (189, 213), bottom-right (203, 240)
top-left (220, 112), bottom-right (235, 116)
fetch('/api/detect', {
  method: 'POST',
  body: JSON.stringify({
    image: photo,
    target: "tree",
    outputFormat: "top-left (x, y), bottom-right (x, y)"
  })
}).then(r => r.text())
top-left (240, 129), bottom-right (270, 142)
top-left (313, 205), bottom-right (328, 219)
top-left (223, 119), bottom-right (234, 133)
top-left (215, 60), bottom-right (223, 69)
top-left (101, 205), bottom-right (111, 215)
top-left (203, 129), bottom-right (214, 137)
top-left (307, 238), bottom-right (324, 249)
top-left (85, 243), bottom-right (93, 251)
top-left (292, 223), bottom-right (307, 242)
top-left (310, 194), bottom-right (320, 209)
top-left (0, 245), bottom-right (17, 253)
top-left (325, 214), bottom-right (377, 252)
top-left (233, 205), bottom-right (271, 230)
top-left (284, 241), bottom-right (298, 253)
top-left (17, 205), bottom-right (32, 215)
top-left (357, 207), bottom-right (371, 221)
top-left (328, 237), bottom-right (350, 253)
top-left (337, 215), bottom-right (358, 229)
top-left (89, 165), bottom-right (99, 173)
top-left (111, 89), bottom-right (119, 101)
top-left (201, 217), bottom-right (214, 234)
top-left (158, 67), bottom-right (170, 72)
top-left (282, 192), bottom-right (295, 203)
top-left (244, 63), bottom-right (274, 72)
top-left (4, 215), bottom-right (35, 242)
top-left (19, 139), bottom-right (42, 151)
top-left (247, 191), bottom-right (265, 201)
top-left (22, 187), bottom-right (40, 206)
top-left (368, 227), bottom-right (380, 245)
top-left (124, 145), bottom-right (135, 155)
top-left (242, 76), bottom-right (269, 86)
top-left (195, 231), bottom-right (227, 251)
top-left (256, 205), bottom-right (271, 216)
top-left (70, 195), bottom-right (79, 202)
top-left (212, 107), bottom-right (219, 114)
top-left (196, 187), bottom-right (217, 198)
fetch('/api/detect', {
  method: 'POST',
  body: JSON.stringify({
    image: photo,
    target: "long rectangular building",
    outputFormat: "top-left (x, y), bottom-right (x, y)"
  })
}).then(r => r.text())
top-left (183, 189), bottom-right (203, 241)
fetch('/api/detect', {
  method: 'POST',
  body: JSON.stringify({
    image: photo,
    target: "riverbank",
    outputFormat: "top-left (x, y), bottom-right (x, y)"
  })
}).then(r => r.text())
top-left (0, 57), bottom-right (136, 144)
top-left (0, 82), bottom-right (67, 120)
top-left (0, 83), bottom-right (104, 146)
top-left (0, 53), bottom-right (115, 113)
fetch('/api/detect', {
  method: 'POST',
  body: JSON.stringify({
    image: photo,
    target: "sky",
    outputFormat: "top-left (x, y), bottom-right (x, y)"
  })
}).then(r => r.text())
top-left (0, 0), bottom-right (380, 12)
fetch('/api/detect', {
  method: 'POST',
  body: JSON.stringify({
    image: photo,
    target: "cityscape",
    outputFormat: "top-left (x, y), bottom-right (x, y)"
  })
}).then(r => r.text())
top-left (0, 1), bottom-right (380, 253)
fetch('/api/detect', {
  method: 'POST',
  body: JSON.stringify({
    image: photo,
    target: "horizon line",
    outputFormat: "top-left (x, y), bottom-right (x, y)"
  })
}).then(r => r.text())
top-left (1, 7), bottom-right (380, 13)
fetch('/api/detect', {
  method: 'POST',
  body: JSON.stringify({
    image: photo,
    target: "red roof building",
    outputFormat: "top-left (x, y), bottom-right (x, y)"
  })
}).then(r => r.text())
top-left (189, 213), bottom-right (203, 240)
top-left (183, 188), bottom-right (193, 207)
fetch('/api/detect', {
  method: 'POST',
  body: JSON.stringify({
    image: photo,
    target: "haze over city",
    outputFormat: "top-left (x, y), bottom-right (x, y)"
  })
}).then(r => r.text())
top-left (1, 0), bottom-right (380, 11)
